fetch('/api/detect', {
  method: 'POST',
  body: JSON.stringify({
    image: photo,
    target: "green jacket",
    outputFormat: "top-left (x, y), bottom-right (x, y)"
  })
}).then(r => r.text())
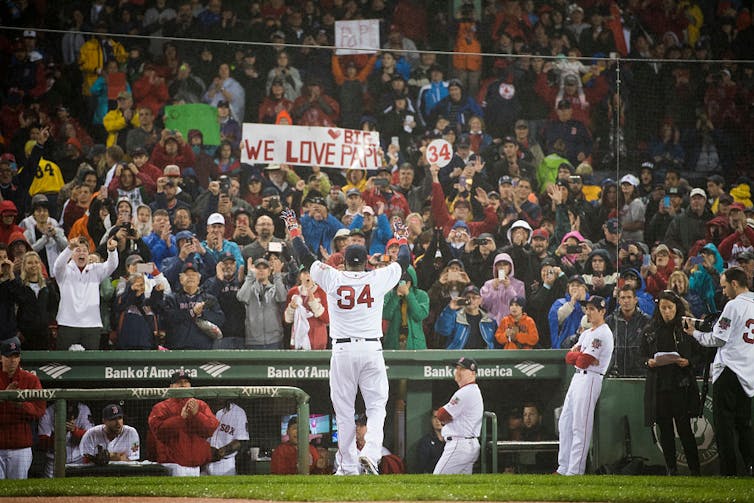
top-left (382, 266), bottom-right (429, 350)
top-left (537, 153), bottom-right (571, 193)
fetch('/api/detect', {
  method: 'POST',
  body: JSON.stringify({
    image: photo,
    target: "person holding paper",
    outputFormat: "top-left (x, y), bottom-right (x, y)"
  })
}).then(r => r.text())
top-left (640, 290), bottom-right (702, 476)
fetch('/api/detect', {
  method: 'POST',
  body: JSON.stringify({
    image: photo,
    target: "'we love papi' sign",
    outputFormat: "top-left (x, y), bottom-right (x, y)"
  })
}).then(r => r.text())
top-left (241, 123), bottom-right (381, 170)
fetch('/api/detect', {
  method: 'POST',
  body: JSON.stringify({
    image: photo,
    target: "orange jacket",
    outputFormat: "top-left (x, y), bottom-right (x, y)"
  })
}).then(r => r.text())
top-left (453, 21), bottom-right (482, 72)
top-left (494, 314), bottom-right (538, 349)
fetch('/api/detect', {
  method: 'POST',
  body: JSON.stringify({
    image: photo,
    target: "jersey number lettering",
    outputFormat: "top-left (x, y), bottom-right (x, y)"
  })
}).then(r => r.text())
top-left (35, 163), bottom-right (55, 179)
top-left (744, 319), bottom-right (754, 344)
top-left (336, 285), bottom-right (374, 310)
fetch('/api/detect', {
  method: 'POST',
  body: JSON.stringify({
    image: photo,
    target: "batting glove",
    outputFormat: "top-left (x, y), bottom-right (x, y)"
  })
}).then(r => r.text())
top-left (281, 208), bottom-right (302, 239)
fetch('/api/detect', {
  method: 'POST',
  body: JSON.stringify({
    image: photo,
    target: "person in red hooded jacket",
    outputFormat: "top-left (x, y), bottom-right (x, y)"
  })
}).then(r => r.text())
top-left (0, 201), bottom-right (22, 245)
top-left (148, 370), bottom-right (219, 476)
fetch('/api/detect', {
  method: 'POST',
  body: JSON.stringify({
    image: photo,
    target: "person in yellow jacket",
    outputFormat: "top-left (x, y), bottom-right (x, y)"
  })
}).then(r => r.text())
top-left (103, 92), bottom-right (139, 148)
top-left (78, 22), bottom-right (127, 97)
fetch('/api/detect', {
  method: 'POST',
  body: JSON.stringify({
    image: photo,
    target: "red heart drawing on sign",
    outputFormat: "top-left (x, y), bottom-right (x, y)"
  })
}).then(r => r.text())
top-left (328, 129), bottom-right (341, 139)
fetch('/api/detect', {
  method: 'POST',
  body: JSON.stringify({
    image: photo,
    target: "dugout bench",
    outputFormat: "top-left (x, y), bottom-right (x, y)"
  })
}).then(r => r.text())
top-left (479, 411), bottom-right (559, 474)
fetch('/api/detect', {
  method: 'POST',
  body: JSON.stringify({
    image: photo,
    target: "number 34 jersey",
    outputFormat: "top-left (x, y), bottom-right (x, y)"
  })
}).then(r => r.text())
top-left (310, 260), bottom-right (401, 340)
top-left (706, 291), bottom-right (754, 396)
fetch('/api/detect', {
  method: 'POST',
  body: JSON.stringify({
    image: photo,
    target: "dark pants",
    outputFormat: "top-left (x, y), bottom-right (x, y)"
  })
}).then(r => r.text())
top-left (713, 367), bottom-right (753, 476)
top-left (57, 326), bottom-right (101, 350)
top-left (656, 389), bottom-right (700, 475)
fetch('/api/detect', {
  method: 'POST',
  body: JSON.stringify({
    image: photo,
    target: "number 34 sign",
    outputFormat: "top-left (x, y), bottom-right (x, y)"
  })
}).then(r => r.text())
top-left (425, 139), bottom-right (453, 168)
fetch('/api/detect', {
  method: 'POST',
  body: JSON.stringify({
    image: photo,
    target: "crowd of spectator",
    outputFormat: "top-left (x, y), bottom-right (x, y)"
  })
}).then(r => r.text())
top-left (0, 0), bottom-right (754, 376)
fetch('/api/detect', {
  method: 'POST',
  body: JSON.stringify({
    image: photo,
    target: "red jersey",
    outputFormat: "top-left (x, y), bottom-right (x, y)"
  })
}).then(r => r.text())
top-left (270, 441), bottom-right (319, 475)
top-left (0, 367), bottom-right (45, 449)
top-left (148, 397), bottom-right (219, 467)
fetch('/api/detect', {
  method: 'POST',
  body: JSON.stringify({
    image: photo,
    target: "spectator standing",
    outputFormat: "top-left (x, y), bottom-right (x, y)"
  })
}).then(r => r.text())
top-left (54, 236), bottom-right (118, 350)
top-left (382, 266), bottom-right (429, 350)
top-left (494, 297), bottom-right (538, 350)
top-left (204, 63), bottom-right (246, 123)
top-left (284, 269), bottom-right (329, 350)
top-left (20, 194), bottom-right (66, 277)
top-left (664, 187), bottom-right (714, 255)
top-left (204, 253), bottom-right (246, 349)
top-left (606, 285), bottom-right (651, 377)
top-left (291, 80), bottom-right (340, 127)
top-left (0, 338), bottom-right (45, 479)
top-left (435, 285), bottom-right (498, 349)
top-left (161, 231), bottom-right (216, 291)
top-left (201, 213), bottom-right (244, 268)
top-left (480, 252), bottom-right (525, 324)
top-left (528, 259), bottom-right (567, 348)
top-left (113, 272), bottom-right (164, 350)
top-left (9, 251), bottom-right (59, 350)
top-left (104, 91), bottom-right (139, 150)
top-left (548, 275), bottom-right (588, 350)
top-left (148, 371), bottom-right (219, 477)
top-left (80, 404), bottom-right (140, 464)
top-left (237, 257), bottom-right (287, 349)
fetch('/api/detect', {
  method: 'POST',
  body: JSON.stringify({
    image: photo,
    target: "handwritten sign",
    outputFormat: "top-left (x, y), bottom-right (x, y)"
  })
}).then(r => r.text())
top-left (241, 123), bottom-right (381, 170)
top-left (335, 19), bottom-right (380, 55)
top-left (425, 139), bottom-right (453, 168)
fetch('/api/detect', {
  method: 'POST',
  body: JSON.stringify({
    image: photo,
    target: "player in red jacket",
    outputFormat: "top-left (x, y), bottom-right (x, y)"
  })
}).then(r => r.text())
top-left (270, 415), bottom-right (319, 474)
top-left (0, 337), bottom-right (46, 479)
top-left (147, 370), bottom-right (219, 476)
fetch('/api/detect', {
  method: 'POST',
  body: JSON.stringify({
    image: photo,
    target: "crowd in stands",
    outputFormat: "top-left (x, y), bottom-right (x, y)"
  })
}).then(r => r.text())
top-left (1, 0), bottom-right (754, 376)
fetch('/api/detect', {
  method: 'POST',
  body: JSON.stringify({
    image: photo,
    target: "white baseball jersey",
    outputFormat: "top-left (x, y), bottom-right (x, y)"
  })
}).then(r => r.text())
top-left (440, 383), bottom-right (484, 439)
top-left (310, 260), bottom-right (401, 340)
top-left (206, 403), bottom-right (250, 475)
top-left (38, 403), bottom-right (95, 477)
top-left (575, 323), bottom-right (614, 375)
top-left (79, 424), bottom-right (140, 461)
top-left (694, 291), bottom-right (754, 397)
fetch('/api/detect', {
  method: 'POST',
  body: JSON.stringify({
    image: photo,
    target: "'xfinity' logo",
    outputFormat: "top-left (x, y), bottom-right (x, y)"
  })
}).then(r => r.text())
top-left (515, 361), bottom-right (545, 377)
top-left (200, 362), bottom-right (231, 378)
top-left (38, 363), bottom-right (72, 380)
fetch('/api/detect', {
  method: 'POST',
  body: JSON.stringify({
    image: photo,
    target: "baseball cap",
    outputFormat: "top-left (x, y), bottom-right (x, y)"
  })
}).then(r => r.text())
top-left (456, 135), bottom-right (471, 148)
top-left (729, 202), bottom-right (746, 212)
top-left (31, 194), bottom-right (49, 209)
top-left (454, 356), bottom-right (478, 372)
top-left (501, 136), bottom-right (518, 146)
top-left (498, 175), bottom-right (513, 186)
top-left (1, 337), bottom-right (21, 356)
top-left (654, 244), bottom-right (671, 255)
top-left (102, 404), bottom-right (124, 420)
top-left (736, 250), bottom-right (754, 262)
top-left (531, 228), bottom-right (549, 240)
top-left (606, 218), bottom-right (621, 234)
top-left (0, 153), bottom-right (16, 165)
top-left (262, 187), bottom-right (279, 197)
top-left (362, 205), bottom-right (375, 215)
top-left (451, 220), bottom-right (470, 231)
top-left (568, 274), bottom-right (586, 285)
top-left (640, 161), bottom-right (654, 171)
top-left (446, 258), bottom-right (465, 270)
top-left (163, 165), bottom-right (181, 177)
top-left (509, 296), bottom-right (526, 309)
top-left (253, 257), bottom-right (270, 268)
top-left (220, 251), bottom-right (236, 262)
top-left (477, 232), bottom-right (495, 241)
top-left (170, 370), bottom-right (192, 384)
top-left (619, 174), bottom-right (639, 187)
top-left (207, 213), bottom-right (225, 226)
top-left (175, 230), bottom-right (194, 244)
top-left (346, 188), bottom-right (362, 198)
top-left (22, 30), bottom-right (36, 38)
top-left (349, 228), bottom-right (366, 238)
top-left (666, 186), bottom-right (684, 196)
top-left (131, 147), bottom-right (148, 157)
top-left (620, 269), bottom-right (640, 280)
top-left (463, 284), bottom-right (480, 296)
top-left (182, 261), bottom-right (199, 273)
top-left (125, 254), bottom-right (144, 266)
top-left (217, 100), bottom-right (230, 108)
top-left (585, 295), bottom-right (607, 310)
top-left (334, 228), bottom-right (350, 239)
top-left (344, 245), bottom-right (368, 266)
top-left (487, 191), bottom-right (500, 199)
top-left (514, 119), bottom-right (528, 129)
top-left (265, 163), bottom-right (282, 171)
top-left (690, 188), bottom-right (706, 199)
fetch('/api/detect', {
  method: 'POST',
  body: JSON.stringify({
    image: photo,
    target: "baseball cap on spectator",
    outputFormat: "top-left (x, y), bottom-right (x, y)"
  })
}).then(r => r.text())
top-left (729, 202), bottom-right (746, 212)
top-left (182, 261), bottom-right (198, 273)
top-left (187, 129), bottom-right (203, 142)
top-left (131, 147), bottom-right (148, 158)
top-left (531, 228), bottom-right (549, 241)
top-left (253, 258), bottom-right (270, 268)
top-left (31, 194), bottom-right (49, 209)
top-left (23, 30), bottom-right (36, 38)
top-left (736, 251), bottom-right (754, 262)
top-left (270, 30), bottom-right (285, 40)
top-left (117, 91), bottom-right (132, 100)
top-left (640, 161), bottom-right (654, 171)
top-left (454, 356), bottom-right (478, 371)
top-left (620, 174), bottom-right (639, 187)
top-left (555, 179), bottom-right (569, 188)
top-left (456, 135), bottom-right (471, 148)
top-left (344, 245), bottom-right (368, 266)
top-left (175, 230), bottom-right (194, 244)
top-left (446, 258), bottom-right (465, 271)
top-left (1, 337), bottom-right (21, 356)
top-left (690, 188), bottom-right (706, 199)
top-left (487, 191), bottom-right (500, 199)
top-left (558, 162), bottom-right (574, 174)
top-left (666, 186), bottom-right (684, 196)
top-left (102, 404), bottom-right (124, 420)
top-left (262, 187), bottom-right (278, 198)
top-left (170, 370), bottom-right (192, 384)
top-left (463, 285), bottom-right (480, 296)
top-left (346, 188), bottom-right (361, 198)
top-left (568, 274), bottom-right (586, 285)
top-left (362, 205), bottom-right (375, 215)
top-left (385, 238), bottom-right (400, 251)
top-left (270, 77), bottom-right (284, 87)
top-left (308, 196), bottom-right (326, 207)
top-left (0, 200), bottom-right (18, 215)
top-left (605, 218), bottom-right (620, 234)
top-left (125, 254), bottom-right (144, 266)
top-left (585, 295), bottom-right (607, 310)
top-left (220, 251), bottom-right (235, 262)
top-left (207, 213), bottom-right (225, 226)
top-left (0, 153), bottom-right (16, 165)
top-left (514, 119), bottom-right (528, 129)
top-left (265, 164), bottom-right (282, 171)
top-left (600, 178), bottom-right (616, 187)
top-left (451, 220), bottom-right (470, 232)
top-left (164, 165), bottom-right (181, 177)
top-left (556, 100), bottom-right (572, 109)
top-left (498, 175), bottom-right (513, 186)
top-left (509, 296), bottom-right (526, 309)
top-left (620, 269), bottom-right (640, 280)
top-left (654, 244), bottom-right (671, 255)
top-left (477, 232), bottom-right (495, 241)
top-left (334, 228), bottom-right (350, 240)
top-left (707, 174), bottom-right (725, 185)
top-left (217, 100), bottom-right (230, 108)
top-left (349, 228), bottom-right (366, 238)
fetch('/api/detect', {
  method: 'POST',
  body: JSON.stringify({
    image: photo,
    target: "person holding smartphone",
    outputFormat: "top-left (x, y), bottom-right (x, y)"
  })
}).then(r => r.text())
top-left (435, 285), bottom-right (498, 349)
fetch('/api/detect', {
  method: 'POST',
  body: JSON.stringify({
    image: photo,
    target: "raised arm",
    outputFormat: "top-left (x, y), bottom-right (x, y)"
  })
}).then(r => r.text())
top-left (281, 209), bottom-right (318, 270)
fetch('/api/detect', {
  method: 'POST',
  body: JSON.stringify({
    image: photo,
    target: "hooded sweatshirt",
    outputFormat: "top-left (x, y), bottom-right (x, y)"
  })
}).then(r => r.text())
top-left (480, 253), bottom-right (525, 324)
top-left (0, 200), bottom-right (22, 245)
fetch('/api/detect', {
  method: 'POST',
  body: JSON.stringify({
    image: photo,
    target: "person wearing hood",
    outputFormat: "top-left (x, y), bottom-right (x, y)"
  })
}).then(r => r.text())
top-left (7, 232), bottom-right (38, 277)
top-left (428, 79), bottom-right (483, 134)
top-left (581, 249), bottom-right (617, 299)
top-left (429, 164), bottom-right (498, 239)
top-left (686, 243), bottom-right (724, 314)
top-left (0, 201), bottom-right (23, 245)
top-left (644, 244), bottom-right (677, 297)
top-left (501, 219), bottom-right (538, 295)
top-left (548, 275), bottom-right (588, 349)
top-left (619, 268), bottom-right (656, 316)
top-left (19, 195), bottom-right (66, 276)
top-left (687, 214), bottom-right (731, 260)
top-left (435, 284), bottom-right (497, 349)
top-left (664, 187), bottom-right (714, 255)
top-left (716, 206), bottom-right (752, 264)
top-left (553, 230), bottom-right (590, 277)
top-left (383, 266), bottom-right (429, 350)
top-left (480, 253), bottom-right (525, 324)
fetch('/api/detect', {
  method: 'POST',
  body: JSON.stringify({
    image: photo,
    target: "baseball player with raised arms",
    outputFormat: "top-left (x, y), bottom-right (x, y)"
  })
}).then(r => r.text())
top-left (433, 356), bottom-right (484, 474)
top-left (205, 400), bottom-right (250, 475)
top-left (556, 295), bottom-right (614, 476)
top-left (282, 208), bottom-right (411, 476)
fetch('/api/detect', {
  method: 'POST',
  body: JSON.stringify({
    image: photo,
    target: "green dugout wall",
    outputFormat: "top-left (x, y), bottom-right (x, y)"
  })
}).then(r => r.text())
top-left (21, 350), bottom-right (727, 473)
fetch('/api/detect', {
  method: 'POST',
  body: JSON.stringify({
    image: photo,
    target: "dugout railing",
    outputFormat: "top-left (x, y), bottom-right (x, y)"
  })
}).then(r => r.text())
top-left (0, 386), bottom-right (310, 477)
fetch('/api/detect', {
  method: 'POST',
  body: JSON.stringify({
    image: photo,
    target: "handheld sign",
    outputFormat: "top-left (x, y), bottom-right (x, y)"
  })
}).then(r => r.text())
top-left (425, 139), bottom-right (453, 168)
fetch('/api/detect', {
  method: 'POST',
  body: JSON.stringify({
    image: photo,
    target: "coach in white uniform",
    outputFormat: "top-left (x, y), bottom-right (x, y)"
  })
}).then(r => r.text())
top-left (205, 400), bottom-right (249, 475)
top-left (284, 209), bottom-right (411, 475)
top-left (556, 295), bottom-right (613, 476)
top-left (685, 266), bottom-right (754, 476)
top-left (434, 356), bottom-right (484, 475)
top-left (80, 404), bottom-right (140, 463)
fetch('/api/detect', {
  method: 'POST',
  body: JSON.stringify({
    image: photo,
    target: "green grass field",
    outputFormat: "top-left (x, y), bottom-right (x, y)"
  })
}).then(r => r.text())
top-left (1, 474), bottom-right (752, 502)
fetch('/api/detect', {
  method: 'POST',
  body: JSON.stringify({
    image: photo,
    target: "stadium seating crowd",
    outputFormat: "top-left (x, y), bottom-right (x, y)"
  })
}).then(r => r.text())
top-left (1, 1), bottom-right (754, 375)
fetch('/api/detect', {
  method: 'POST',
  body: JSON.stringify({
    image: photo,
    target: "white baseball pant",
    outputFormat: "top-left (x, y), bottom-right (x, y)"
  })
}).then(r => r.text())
top-left (204, 456), bottom-right (237, 476)
top-left (433, 438), bottom-right (480, 474)
top-left (162, 463), bottom-right (201, 477)
top-left (557, 371), bottom-right (603, 475)
top-left (330, 340), bottom-right (388, 475)
top-left (0, 447), bottom-right (33, 479)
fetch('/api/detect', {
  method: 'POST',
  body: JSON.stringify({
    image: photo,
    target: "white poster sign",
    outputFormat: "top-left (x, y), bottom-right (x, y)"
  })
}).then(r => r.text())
top-left (241, 123), bottom-right (381, 170)
top-left (335, 19), bottom-right (380, 55)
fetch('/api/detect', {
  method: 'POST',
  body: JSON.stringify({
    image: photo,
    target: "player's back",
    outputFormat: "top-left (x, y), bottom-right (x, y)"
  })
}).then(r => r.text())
top-left (716, 292), bottom-right (754, 393)
top-left (310, 261), bottom-right (402, 340)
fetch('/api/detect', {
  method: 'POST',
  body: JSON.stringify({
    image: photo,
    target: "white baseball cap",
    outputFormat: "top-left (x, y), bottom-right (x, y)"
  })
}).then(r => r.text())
top-left (690, 188), bottom-right (707, 199)
top-left (362, 205), bottom-right (375, 215)
top-left (619, 174), bottom-right (639, 187)
top-left (207, 212), bottom-right (225, 226)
